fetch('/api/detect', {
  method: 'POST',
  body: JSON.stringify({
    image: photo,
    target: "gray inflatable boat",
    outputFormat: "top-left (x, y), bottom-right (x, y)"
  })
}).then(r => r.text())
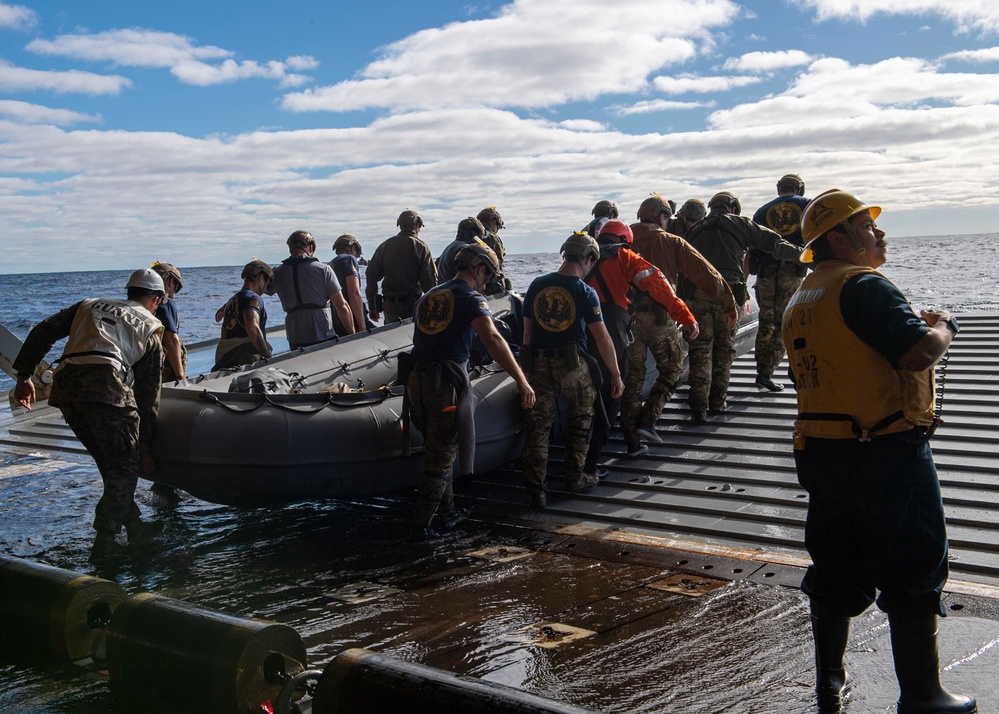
top-left (150, 292), bottom-right (527, 505)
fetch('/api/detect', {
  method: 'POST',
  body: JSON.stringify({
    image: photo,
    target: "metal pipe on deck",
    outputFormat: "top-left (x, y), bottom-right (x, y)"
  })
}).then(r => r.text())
top-left (0, 554), bottom-right (126, 663)
top-left (308, 648), bottom-right (598, 714)
top-left (106, 592), bottom-right (308, 714)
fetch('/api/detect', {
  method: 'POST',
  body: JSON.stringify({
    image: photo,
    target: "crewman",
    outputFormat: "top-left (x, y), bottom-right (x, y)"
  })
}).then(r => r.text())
top-left (624, 195), bottom-right (737, 455)
top-left (404, 243), bottom-right (534, 539)
top-left (584, 199), bottom-right (618, 237)
top-left (12, 268), bottom-right (167, 562)
top-left (667, 198), bottom-right (707, 238)
top-left (366, 210), bottom-right (438, 324)
top-left (476, 206), bottom-right (508, 276)
top-left (272, 230), bottom-right (355, 348)
top-left (683, 191), bottom-right (802, 422)
top-left (584, 219), bottom-right (698, 475)
top-left (783, 189), bottom-right (974, 714)
top-left (751, 174), bottom-right (810, 391)
top-left (437, 217), bottom-right (487, 282)
top-left (151, 261), bottom-right (186, 382)
top-left (521, 233), bottom-right (622, 507)
top-left (329, 234), bottom-right (369, 334)
top-left (214, 259), bottom-right (274, 371)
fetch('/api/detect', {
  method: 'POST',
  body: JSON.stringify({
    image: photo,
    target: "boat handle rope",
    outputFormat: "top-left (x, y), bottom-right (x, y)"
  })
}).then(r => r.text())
top-left (198, 387), bottom-right (395, 414)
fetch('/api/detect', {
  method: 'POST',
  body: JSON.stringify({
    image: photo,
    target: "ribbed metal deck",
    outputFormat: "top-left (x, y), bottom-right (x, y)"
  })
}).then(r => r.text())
top-left (3, 314), bottom-right (999, 593)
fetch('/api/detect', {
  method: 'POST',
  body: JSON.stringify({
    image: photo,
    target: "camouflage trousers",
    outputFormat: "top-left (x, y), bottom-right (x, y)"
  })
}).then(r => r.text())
top-left (521, 355), bottom-right (596, 496)
top-left (753, 269), bottom-right (803, 377)
top-left (59, 401), bottom-right (143, 535)
top-left (687, 292), bottom-right (742, 412)
top-left (621, 317), bottom-right (685, 444)
top-left (406, 370), bottom-right (459, 526)
top-left (384, 296), bottom-right (417, 324)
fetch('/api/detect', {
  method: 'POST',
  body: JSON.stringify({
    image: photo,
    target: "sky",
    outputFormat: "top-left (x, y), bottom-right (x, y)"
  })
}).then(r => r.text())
top-left (1, 0), bottom-right (999, 275)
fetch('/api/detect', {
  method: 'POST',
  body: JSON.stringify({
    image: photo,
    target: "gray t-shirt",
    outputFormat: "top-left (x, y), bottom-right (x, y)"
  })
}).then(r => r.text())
top-left (272, 256), bottom-right (342, 347)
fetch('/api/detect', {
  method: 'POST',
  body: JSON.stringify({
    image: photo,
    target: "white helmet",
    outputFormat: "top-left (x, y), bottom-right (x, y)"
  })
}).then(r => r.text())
top-left (126, 268), bottom-right (166, 293)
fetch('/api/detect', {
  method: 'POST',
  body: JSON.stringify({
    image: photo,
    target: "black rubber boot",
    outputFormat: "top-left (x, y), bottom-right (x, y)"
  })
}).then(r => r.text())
top-left (811, 615), bottom-right (852, 712)
top-left (89, 532), bottom-right (128, 563)
top-left (124, 517), bottom-right (163, 545)
top-left (888, 613), bottom-right (977, 714)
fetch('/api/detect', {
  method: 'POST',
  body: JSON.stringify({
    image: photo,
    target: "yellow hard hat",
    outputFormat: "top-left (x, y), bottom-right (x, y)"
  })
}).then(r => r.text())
top-left (800, 189), bottom-right (881, 263)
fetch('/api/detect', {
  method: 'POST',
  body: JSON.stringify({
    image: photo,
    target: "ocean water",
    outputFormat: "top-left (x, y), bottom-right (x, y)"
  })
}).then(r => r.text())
top-left (2, 235), bottom-right (997, 392)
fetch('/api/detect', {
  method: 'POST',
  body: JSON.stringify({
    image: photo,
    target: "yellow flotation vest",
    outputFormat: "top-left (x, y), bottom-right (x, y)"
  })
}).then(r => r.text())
top-left (781, 262), bottom-right (934, 440)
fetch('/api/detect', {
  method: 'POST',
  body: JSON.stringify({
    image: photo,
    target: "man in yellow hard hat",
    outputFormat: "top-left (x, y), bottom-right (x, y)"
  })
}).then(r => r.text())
top-left (782, 189), bottom-right (974, 714)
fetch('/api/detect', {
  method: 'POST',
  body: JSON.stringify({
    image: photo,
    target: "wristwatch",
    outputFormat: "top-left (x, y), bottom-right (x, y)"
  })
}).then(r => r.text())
top-left (943, 317), bottom-right (960, 335)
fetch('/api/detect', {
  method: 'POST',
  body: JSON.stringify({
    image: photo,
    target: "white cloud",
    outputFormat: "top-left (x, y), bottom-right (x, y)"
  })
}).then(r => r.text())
top-left (792, 0), bottom-right (999, 35)
top-left (0, 2), bottom-right (36, 30)
top-left (0, 60), bottom-right (131, 95)
top-left (610, 99), bottom-right (713, 116)
top-left (723, 49), bottom-right (814, 72)
top-left (652, 74), bottom-right (763, 94)
top-left (941, 46), bottom-right (999, 63)
top-left (282, 0), bottom-right (741, 112)
top-left (0, 100), bottom-right (101, 125)
top-left (26, 28), bottom-right (318, 87)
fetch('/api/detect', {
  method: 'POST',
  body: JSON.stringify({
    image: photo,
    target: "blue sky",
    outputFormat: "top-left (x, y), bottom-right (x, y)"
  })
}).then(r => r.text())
top-left (2, 0), bottom-right (999, 274)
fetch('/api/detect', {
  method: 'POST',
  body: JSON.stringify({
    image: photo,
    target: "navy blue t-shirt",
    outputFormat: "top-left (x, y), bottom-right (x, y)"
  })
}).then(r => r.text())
top-left (524, 272), bottom-right (603, 350)
top-left (411, 280), bottom-right (492, 364)
top-left (330, 254), bottom-right (360, 297)
top-left (220, 289), bottom-right (267, 340)
top-left (155, 297), bottom-right (180, 333)
top-left (841, 273), bottom-right (929, 368)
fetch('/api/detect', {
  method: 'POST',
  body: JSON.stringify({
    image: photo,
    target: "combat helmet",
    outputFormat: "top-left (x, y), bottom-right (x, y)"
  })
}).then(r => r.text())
top-left (597, 219), bottom-right (634, 244)
top-left (333, 234), bottom-right (363, 256)
top-left (708, 191), bottom-right (742, 216)
top-left (126, 268), bottom-right (166, 294)
top-left (397, 210), bottom-right (424, 229)
top-left (456, 217), bottom-right (486, 242)
top-left (476, 206), bottom-right (504, 230)
top-left (800, 189), bottom-right (881, 263)
top-left (560, 232), bottom-right (600, 262)
top-left (677, 198), bottom-right (707, 222)
top-left (241, 259), bottom-right (274, 282)
top-left (150, 261), bottom-right (183, 293)
top-left (454, 242), bottom-right (501, 279)
top-left (591, 200), bottom-right (619, 219)
top-left (287, 230), bottom-right (316, 250)
top-left (777, 173), bottom-right (805, 195)
top-left (636, 194), bottom-right (674, 223)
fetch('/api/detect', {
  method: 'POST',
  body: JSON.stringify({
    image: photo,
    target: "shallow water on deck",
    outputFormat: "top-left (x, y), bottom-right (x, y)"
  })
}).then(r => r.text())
top-left (2, 450), bottom-right (998, 713)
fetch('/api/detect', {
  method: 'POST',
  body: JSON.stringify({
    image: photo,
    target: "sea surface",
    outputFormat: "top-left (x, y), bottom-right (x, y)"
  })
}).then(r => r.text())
top-left (1, 236), bottom-right (998, 712)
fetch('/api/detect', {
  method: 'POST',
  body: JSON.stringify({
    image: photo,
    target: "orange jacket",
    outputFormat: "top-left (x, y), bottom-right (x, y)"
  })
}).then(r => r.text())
top-left (587, 246), bottom-right (696, 328)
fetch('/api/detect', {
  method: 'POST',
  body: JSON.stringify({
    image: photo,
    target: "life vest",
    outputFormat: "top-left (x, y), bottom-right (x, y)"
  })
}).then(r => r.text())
top-left (58, 298), bottom-right (163, 376)
top-left (782, 262), bottom-right (934, 439)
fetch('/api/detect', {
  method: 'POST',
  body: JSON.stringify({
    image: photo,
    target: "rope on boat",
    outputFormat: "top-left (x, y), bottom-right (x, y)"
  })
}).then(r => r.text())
top-left (198, 385), bottom-right (400, 414)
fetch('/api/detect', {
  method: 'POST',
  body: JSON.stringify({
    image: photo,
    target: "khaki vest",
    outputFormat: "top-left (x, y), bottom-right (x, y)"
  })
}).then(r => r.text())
top-left (59, 298), bottom-right (163, 375)
top-left (782, 262), bottom-right (934, 439)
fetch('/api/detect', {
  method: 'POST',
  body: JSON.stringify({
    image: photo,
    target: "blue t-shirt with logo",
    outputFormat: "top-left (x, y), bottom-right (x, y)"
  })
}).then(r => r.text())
top-left (411, 280), bottom-right (492, 364)
top-left (524, 272), bottom-right (603, 350)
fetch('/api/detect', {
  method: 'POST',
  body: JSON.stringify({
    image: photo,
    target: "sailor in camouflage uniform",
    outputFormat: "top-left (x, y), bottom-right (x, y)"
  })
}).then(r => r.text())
top-left (623, 195), bottom-right (737, 455)
top-left (12, 268), bottom-right (168, 562)
top-left (366, 210), bottom-right (438, 324)
top-left (750, 174), bottom-right (810, 391)
top-left (684, 192), bottom-right (803, 422)
top-left (405, 244), bottom-right (534, 539)
top-left (520, 233), bottom-right (622, 508)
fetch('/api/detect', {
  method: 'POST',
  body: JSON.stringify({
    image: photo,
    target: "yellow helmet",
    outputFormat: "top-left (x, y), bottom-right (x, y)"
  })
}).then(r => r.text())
top-left (800, 189), bottom-right (881, 263)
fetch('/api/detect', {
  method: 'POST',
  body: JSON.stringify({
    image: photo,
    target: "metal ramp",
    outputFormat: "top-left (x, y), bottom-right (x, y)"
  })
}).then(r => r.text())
top-left (457, 313), bottom-right (999, 592)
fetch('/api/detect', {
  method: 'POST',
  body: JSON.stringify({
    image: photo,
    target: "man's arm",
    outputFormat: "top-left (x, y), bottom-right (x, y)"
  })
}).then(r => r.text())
top-left (586, 320), bottom-right (625, 399)
top-left (344, 275), bottom-right (366, 332)
top-left (242, 309), bottom-right (272, 358)
top-left (471, 314), bottom-right (536, 409)
top-left (898, 310), bottom-right (955, 371)
top-left (745, 219), bottom-right (803, 263)
top-left (162, 330), bottom-right (185, 380)
top-left (522, 316), bottom-right (534, 346)
top-left (132, 337), bottom-right (163, 474)
top-left (419, 245), bottom-right (439, 292)
top-left (12, 303), bottom-right (79, 409)
top-left (330, 292), bottom-right (355, 335)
